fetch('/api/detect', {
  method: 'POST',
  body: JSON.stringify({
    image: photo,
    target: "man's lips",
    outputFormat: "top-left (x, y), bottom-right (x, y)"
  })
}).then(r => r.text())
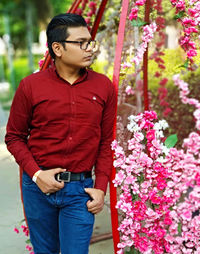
top-left (84, 55), bottom-right (92, 58)
top-left (84, 55), bottom-right (93, 60)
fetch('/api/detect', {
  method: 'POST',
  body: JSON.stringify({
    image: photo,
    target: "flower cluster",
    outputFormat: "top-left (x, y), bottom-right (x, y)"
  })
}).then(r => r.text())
top-left (112, 111), bottom-right (172, 253)
top-left (129, 0), bottom-right (146, 21)
top-left (122, 22), bottom-right (157, 73)
top-left (173, 74), bottom-right (200, 130)
top-left (169, 0), bottom-right (200, 64)
top-left (113, 104), bottom-right (200, 253)
top-left (76, 0), bottom-right (97, 26)
top-left (14, 223), bottom-right (34, 254)
top-left (131, 23), bottom-right (157, 66)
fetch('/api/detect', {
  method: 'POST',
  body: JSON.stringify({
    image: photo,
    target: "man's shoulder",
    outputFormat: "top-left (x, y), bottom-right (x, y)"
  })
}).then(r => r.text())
top-left (87, 69), bottom-right (112, 84)
top-left (22, 68), bottom-right (50, 84)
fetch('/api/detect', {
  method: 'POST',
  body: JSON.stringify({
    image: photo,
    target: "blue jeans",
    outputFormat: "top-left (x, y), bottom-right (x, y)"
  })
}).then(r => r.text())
top-left (22, 172), bottom-right (95, 254)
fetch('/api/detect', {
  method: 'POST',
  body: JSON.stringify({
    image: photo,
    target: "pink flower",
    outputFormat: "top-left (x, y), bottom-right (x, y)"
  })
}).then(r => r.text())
top-left (163, 107), bottom-right (172, 117)
top-left (195, 173), bottom-right (200, 186)
top-left (176, 0), bottom-right (186, 11)
top-left (129, 7), bottom-right (138, 21)
top-left (135, 0), bottom-right (146, 6)
top-left (14, 227), bottom-right (19, 234)
top-left (88, 1), bottom-right (96, 9)
top-left (159, 78), bottom-right (168, 86)
top-left (85, 18), bottom-right (91, 24)
top-left (157, 179), bottom-right (167, 190)
top-left (125, 86), bottom-right (134, 95)
top-left (26, 245), bottom-right (33, 251)
top-left (181, 210), bottom-right (192, 220)
top-left (184, 27), bottom-right (198, 35)
top-left (187, 49), bottom-right (197, 58)
top-left (76, 8), bottom-right (83, 15)
top-left (146, 129), bottom-right (156, 141)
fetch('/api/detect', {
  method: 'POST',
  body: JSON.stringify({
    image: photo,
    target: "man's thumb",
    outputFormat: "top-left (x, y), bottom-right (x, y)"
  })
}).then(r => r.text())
top-left (54, 168), bottom-right (66, 174)
top-left (84, 188), bottom-right (92, 194)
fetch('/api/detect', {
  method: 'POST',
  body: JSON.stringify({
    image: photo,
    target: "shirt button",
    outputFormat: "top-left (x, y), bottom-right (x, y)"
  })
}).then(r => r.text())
top-left (69, 137), bottom-right (72, 141)
top-left (72, 101), bottom-right (75, 105)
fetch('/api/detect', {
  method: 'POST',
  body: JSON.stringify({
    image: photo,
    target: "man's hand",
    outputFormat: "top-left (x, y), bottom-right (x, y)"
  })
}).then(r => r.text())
top-left (84, 188), bottom-right (104, 214)
top-left (36, 168), bottom-right (66, 194)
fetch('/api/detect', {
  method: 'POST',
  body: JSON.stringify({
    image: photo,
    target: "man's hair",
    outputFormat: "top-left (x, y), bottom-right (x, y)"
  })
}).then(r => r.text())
top-left (46, 13), bottom-right (87, 59)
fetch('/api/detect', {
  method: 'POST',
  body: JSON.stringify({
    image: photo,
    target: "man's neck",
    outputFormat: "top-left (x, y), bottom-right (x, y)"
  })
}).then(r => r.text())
top-left (55, 61), bottom-right (82, 85)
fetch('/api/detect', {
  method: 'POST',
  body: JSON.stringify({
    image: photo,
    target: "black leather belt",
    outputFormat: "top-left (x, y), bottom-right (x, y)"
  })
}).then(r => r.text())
top-left (55, 171), bottom-right (92, 182)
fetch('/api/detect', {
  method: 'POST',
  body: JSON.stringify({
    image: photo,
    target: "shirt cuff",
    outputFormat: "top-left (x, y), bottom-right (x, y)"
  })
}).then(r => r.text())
top-left (32, 170), bottom-right (42, 183)
top-left (94, 174), bottom-right (110, 194)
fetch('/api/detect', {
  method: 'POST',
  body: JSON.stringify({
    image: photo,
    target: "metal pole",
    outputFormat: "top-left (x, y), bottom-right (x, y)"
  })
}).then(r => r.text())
top-left (3, 13), bottom-right (15, 91)
top-left (111, 0), bottom-right (130, 252)
top-left (143, 0), bottom-right (150, 111)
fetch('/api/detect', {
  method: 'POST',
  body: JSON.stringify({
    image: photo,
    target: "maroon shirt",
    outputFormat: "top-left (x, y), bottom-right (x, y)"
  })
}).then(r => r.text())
top-left (5, 67), bottom-right (117, 193)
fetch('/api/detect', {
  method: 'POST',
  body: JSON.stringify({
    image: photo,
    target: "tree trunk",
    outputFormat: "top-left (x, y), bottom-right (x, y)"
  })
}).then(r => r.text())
top-left (26, 1), bottom-right (34, 73)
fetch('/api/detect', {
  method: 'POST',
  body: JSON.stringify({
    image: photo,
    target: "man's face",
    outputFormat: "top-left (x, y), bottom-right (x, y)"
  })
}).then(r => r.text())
top-left (56, 26), bottom-right (94, 68)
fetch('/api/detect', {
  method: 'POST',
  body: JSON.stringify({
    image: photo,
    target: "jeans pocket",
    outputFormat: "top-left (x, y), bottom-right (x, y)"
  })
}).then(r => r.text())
top-left (83, 178), bottom-right (93, 189)
top-left (22, 172), bottom-right (34, 186)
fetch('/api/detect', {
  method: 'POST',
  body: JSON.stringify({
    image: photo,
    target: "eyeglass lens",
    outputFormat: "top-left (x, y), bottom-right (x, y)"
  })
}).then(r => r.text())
top-left (81, 41), bottom-right (96, 50)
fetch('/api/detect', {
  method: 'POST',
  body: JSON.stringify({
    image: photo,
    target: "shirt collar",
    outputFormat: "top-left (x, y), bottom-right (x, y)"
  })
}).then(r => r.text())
top-left (50, 64), bottom-right (88, 85)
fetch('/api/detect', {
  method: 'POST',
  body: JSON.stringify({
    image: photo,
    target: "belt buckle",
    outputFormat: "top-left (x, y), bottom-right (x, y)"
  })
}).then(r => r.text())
top-left (57, 172), bottom-right (71, 182)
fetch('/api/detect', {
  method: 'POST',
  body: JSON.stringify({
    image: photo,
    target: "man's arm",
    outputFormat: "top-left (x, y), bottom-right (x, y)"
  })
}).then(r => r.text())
top-left (85, 79), bottom-right (117, 214)
top-left (94, 80), bottom-right (117, 193)
top-left (5, 80), bottom-right (41, 177)
top-left (5, 80), bottom-right (65, 193)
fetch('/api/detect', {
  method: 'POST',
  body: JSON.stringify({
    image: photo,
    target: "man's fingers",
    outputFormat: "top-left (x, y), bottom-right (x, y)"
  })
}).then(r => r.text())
top-left (53, 180), bottom-right (64, 189)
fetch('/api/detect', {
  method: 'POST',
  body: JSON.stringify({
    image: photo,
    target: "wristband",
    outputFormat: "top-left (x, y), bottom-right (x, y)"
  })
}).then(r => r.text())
top-left (32, 170), bottom-right (42, 183)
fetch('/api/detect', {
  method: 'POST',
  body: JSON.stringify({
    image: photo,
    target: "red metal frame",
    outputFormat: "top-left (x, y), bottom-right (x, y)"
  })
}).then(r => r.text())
top-left (90, 0), bottom-right (109, 39)
top-left (110, 0), bottom-right (130, 253)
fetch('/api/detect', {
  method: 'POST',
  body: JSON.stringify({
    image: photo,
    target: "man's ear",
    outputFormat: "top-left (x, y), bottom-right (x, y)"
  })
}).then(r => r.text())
top-left (52, 42), bottom-right (64, 58)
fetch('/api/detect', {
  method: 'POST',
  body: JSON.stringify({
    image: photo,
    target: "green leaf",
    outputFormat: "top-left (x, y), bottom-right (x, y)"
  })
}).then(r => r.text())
top-left (173, 11), bottom-right (185, 20)
top-left (19, 218), bottom-right (25, 224)
top-left (25, 239), bottom-right (31, 244)
top-left (179, 59), bottom-right (189, 69)
top-left (165, 134), bottom-right (178, 148)
top-left (131, 18), bottom-right (147, 27)
top-left (137, 173), bottom-right (144, 183)
top-left (132, 193), bottom-right (139, 202)
top-left (178, 222), bottom-right (182, 234)
top-left (125, 247), bottom-right (141, 254)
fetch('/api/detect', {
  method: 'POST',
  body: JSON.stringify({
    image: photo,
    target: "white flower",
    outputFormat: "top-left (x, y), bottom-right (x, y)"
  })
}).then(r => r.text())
top-left (155, 130), bottom-right (164, 139)
top-left (161, 144), bottom-right (170, 155)
top-left (127, 122), bottom-right (140, 132)
top-left (157, 156), bottom-right (167, 163)
top-left (154, 120), bottom-right (169, 131)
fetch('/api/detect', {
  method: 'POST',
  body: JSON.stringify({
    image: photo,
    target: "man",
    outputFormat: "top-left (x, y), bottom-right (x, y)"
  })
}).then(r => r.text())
top-left (5, 13), bottom-right (116, 254)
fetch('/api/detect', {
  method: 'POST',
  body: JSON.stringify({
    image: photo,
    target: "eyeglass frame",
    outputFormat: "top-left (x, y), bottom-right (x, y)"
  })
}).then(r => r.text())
top-left (57, 40), bottom-right (97, 50)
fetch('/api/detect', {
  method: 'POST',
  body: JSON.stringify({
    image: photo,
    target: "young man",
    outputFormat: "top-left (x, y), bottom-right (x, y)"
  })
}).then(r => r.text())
top-left (5, 13), bottom-right (116, 254)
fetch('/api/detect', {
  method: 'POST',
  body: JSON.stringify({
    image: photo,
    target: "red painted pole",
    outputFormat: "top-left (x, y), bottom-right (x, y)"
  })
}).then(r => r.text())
top-left (110, 0), bottom-right (130, 253)
top-left (143, 0), bottom-right (150, 111)
top-left (90, 0), bottom-right (109, 39)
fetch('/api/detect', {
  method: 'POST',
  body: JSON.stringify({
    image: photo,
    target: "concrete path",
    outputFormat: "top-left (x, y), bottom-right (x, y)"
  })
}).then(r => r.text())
top-left (0, 105), bottom-right (114, 254)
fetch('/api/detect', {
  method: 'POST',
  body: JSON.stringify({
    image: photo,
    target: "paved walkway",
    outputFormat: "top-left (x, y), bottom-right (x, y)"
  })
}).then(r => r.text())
top-left (0, 105), bottom-right (114, 254)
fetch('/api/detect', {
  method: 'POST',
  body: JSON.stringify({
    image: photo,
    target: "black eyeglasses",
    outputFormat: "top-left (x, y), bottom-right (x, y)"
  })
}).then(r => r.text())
top-left (58, 40), bottom-right (97, 50)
